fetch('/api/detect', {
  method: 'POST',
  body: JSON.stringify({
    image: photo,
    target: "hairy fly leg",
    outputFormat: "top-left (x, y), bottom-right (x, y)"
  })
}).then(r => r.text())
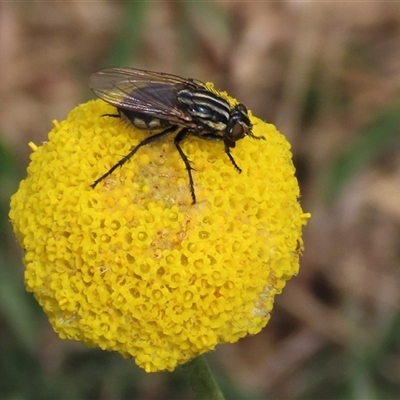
top-left (173, 129), bottom-right (197, 204)
top-left (91, 126), bottom-right (178, 188)
top-left (198, 132), bottom-right (242, 174)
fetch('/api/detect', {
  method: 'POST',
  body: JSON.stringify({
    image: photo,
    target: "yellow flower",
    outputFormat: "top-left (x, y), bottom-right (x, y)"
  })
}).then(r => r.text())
top-left (9, 91), bottom-right (310, 372)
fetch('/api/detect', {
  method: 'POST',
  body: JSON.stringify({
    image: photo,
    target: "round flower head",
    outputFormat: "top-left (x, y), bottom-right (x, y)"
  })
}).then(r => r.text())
top-left (9, 88), bottom-right (310, 372)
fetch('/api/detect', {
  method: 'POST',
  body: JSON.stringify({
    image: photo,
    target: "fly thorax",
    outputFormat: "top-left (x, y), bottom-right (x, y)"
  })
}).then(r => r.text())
top-left (177, 89), bottom-right (230, 132)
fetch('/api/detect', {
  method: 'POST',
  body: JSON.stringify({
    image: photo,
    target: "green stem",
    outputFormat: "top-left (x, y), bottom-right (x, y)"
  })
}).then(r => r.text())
top-left (182, 355), bottom-right (225, 400)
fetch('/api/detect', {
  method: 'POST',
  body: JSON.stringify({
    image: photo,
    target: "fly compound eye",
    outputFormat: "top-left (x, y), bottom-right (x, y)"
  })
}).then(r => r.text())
top-left (237, 103), bottom-right (248, 114)
top-left (230, 123), bottom-right (245, 142)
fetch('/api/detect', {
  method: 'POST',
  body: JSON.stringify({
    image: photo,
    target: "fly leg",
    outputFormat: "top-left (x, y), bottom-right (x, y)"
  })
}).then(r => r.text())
top-left (198, 133), bottom-right (242, 174)
top-left (173, 129), bottom-right (197, 204)
top-left (91, 126), bottom-right (178, 188)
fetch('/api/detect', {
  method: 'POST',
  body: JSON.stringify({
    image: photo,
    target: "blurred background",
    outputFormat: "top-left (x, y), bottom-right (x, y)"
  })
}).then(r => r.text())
top-left (1, 2), bottom-right (400, 399)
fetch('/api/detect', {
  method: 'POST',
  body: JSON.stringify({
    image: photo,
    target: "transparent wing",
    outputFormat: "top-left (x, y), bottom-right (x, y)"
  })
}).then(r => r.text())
top-left (89, 68), bottom-right (204, 125)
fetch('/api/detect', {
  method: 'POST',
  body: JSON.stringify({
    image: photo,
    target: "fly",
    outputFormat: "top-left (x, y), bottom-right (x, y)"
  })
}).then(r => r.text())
top-left (89, 67), bottom-right (265, 204)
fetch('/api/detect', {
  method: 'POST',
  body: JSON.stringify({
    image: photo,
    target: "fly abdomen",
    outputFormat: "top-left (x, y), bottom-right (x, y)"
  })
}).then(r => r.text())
top-left (119, 109), bottom-right (171, 130)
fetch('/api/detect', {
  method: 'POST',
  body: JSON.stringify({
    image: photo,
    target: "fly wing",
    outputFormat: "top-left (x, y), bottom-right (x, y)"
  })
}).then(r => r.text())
top-left (89, 68), bottom-right (204, 126)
